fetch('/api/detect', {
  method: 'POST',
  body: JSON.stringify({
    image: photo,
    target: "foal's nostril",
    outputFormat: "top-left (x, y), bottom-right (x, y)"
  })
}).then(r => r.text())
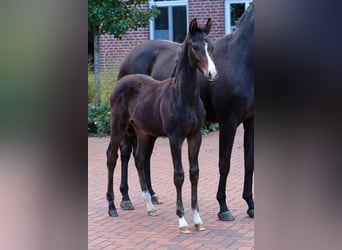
top-left (208, 71), bottom-right (217, 82)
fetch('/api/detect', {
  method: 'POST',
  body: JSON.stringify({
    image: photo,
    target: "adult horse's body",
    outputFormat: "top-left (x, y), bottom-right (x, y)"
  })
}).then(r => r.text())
top-left (117, 3), bottom-right (254, 221)
top-left (106, 19), bottom-right (217, 233)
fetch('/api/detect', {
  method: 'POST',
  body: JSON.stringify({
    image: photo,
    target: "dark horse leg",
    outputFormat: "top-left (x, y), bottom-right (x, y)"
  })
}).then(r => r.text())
top-left (143, 136), bottom-right (162, 204)
top-left (169, 135), bottom-right (189, 233)
top-left (187, 133), bottom-right (205, 231)
top-left (119, 128), bottom-right (161, 209)
top-left (217, 120), bottom-right (237, 221)
top-left (133, 133), bottom-right (158, 216)
top-left (243, 116), bottom-right (254, 218)
top-left (119, 133), bottom-right (135, 210)
top-left (107, 108), bottom-right (130, 217)
top-left (106, 137), bottom-right (121, 217)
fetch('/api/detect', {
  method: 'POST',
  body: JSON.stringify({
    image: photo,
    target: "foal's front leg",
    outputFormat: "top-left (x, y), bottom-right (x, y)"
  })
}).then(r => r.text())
top-left (169, 136), bottom-right (189, 233)
top-left (188, 133), bottom-right (205, 231)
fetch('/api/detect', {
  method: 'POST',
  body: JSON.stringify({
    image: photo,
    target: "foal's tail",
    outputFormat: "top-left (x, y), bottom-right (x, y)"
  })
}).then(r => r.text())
top-left (109, 76), bottom-right (136, 142)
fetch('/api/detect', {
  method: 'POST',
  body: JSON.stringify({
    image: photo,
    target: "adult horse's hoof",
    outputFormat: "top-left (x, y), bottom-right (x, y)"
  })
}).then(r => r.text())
top-left (147, 209), bottom-right (159, 216)
top-left (108, 209), bottom-right (118, 217)
top-left (151, 195), bottom-right (163, 204)
top-left (194, 224), bottom-right (206, 231)
top-left (120, 200), bottom-right (135, 210)
top-left (180, 226), bottom-right (191, 234)
top-left (247, 209), bottom-right (254, 218)
top-left (218, 211), bottom-right (235, 221)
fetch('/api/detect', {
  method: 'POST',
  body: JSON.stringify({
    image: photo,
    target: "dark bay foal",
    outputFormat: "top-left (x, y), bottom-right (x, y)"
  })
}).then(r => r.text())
top-left (116, 3), bottom-right (254, 221)
top-left (106, 19), bottom-right (217, 233)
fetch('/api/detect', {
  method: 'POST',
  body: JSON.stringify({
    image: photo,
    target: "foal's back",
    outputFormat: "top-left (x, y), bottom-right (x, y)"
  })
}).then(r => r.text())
top-left (111, 74), bottom-right (171, 137)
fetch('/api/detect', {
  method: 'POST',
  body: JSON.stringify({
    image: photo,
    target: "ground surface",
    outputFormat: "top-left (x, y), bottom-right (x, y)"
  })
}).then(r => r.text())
top-left (88, 126), bottom-right (254, 249)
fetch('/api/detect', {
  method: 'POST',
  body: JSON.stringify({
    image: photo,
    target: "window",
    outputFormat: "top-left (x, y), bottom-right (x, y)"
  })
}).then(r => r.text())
top-left (150, 0), bottom-right (188, 43)
top-left (225, 0), bottom-right (252, 34)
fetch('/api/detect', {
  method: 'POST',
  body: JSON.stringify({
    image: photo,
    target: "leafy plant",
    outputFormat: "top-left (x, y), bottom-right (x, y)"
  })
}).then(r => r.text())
top-left (201, 122), bottom-right (219, 135)
top-left (88, 103), bottom-right (111, 136)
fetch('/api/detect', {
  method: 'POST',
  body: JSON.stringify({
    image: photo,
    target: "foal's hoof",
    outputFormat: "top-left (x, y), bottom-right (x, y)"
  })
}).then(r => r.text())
top-left (179, 226), bottom-right (191, 234)
top-left (194, 224), bottom-right (206, 231)
top-left (151, 195), bottom-right (163, 204)
top-left (120, 200), bottom-right (135, 210)
top-left (247, 209), bottom-right (254, 218)
top-left (218, 211), bottom-right (235, 221)
top-left (108, 209), bottom-right (118, 217)
top-left (147, 209), bottom-right (159, 216)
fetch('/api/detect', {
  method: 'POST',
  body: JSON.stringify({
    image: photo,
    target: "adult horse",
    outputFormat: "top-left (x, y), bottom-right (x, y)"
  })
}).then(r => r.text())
top-left (106, 19), bottom-right (217, 233)
top-left (118, 3), bottom-right (254, 221)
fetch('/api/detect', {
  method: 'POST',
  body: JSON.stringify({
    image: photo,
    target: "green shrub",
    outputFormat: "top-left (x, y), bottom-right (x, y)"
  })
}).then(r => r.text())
top-left (88, 103), bottom-right (110, 136)
top-left (201, 122), bottom-right (219, 135)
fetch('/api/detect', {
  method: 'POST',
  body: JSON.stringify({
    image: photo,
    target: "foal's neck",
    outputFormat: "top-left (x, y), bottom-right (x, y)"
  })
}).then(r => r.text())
top-left (173, 43), bottom-right (199, 105)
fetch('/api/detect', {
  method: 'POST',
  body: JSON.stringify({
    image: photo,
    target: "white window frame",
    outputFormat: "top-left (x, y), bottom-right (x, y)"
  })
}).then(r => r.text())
top-left (224, 0), bottom-right (252, 34)
top-left (149, 0), bottom-right (188, 40)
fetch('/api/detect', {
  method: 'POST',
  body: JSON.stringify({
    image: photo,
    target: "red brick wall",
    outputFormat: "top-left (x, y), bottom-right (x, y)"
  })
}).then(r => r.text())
top-left (99, 1), bottom-right (225, 71)
top-left (99, 27), bottom-right (149, 71)
top-left (188, 0), bottom-right (225, 41)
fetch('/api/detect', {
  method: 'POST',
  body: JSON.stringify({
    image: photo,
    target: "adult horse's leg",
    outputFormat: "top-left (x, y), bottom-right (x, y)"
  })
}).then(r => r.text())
top-left (216, 120), bottom-right (237, 221)
top-left (133, 134), bottom-right (158, 216)
top-left (187, 133), bottom-right (205, 231)
top-left (119, 133), bottom-right (135, 210)
top-left (243, 116), bottom-right (254, 218)
top-left (143, 136), bottom-right (163, 204)
top-left (169, 135), bottom-right (188, 233)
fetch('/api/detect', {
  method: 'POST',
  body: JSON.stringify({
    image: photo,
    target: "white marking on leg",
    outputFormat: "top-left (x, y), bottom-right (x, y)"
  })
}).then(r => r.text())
top-left (142, 191), bottom-right (154, 212)
top-left (205, 42), bottom-right (217, 80)
top-left (193, 209), bottom-right (203, 225)
top-left (179, 216), bottom-right (188, 228)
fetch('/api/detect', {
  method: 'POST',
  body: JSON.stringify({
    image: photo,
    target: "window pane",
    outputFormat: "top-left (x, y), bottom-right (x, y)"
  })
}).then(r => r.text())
top-left (155, 7), bottom-right (169, 40)
top-left (172, 6), bottom-right (186, 43)
top-left (230, 3), bottom-right (245, 32)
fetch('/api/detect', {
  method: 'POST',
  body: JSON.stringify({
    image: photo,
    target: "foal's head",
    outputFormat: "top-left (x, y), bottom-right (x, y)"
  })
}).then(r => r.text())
top-left (186, 18), bottom-right (217, 82)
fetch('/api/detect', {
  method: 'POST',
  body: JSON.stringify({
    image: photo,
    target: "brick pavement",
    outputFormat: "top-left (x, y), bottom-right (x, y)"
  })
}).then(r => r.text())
top-left (88, 126), bottom-right (254, 249)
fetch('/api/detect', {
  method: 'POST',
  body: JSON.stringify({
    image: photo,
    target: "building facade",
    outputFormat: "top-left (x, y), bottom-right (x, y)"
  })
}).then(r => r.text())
top-left (98, 0), bottom-right (252, 71)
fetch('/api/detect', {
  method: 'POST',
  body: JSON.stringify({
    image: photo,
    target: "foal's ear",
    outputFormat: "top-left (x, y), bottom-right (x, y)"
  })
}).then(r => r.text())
top-left (189, 18), bottom-right (198, 34)
top-left (205, 18), bottom-right (212, 34)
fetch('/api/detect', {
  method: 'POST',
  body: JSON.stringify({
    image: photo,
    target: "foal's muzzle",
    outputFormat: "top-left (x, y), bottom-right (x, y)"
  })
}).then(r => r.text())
top-left (208, 71), bottom-right (217, 82)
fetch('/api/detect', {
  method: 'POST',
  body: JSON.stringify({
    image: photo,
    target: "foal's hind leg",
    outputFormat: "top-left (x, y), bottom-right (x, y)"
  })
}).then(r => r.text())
top-left (119, 133), bottom-right (135, 210)
top-left (134, 134), bottom-right (157, 216)
top-left (107, 138), bottom-right (121, 217)
top-left (243, 117), bottom-right (254, 218)
top-left (107, 107), bottom-right (130, 217)
top-left (143, 136), bottom-right (162, 204)
top-left (187, 133), bottom-right (205, 231)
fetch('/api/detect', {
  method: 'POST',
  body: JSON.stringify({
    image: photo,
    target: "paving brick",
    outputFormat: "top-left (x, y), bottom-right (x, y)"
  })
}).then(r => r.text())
top-left (89, 126), bottom-right (254, 249)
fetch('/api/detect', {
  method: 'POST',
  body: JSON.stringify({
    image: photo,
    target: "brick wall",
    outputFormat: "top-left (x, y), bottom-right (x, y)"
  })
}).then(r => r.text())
top-left (188, 0), bottom-right (225, 41)
top-left (99, 27), bottom-right (149, 71)
top-left (99, 0), bottom-right (226, 71)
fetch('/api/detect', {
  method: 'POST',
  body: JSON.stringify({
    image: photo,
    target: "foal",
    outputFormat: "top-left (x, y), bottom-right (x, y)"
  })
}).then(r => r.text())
top-left (106, 18), bottom-right (217, 233)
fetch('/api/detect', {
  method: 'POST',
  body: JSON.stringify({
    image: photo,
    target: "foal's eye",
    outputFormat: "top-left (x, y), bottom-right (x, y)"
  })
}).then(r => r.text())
top-left (192, 45), bottom-right (200, 51)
